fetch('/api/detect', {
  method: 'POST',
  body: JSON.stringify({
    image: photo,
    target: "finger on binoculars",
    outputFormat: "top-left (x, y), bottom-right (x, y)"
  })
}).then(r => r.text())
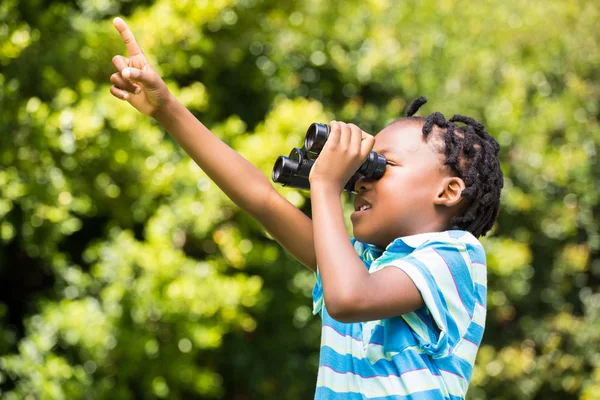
top-left (348, 124), bottom-right (363, 152)
top-left (110, 72), bottom-right (140, 94)
top-left (338, 122), bottom-right (353, 149)
top-left (328, 120), bottom-right (341, 144)
top-left (360, 134), bottom-right (376, 160)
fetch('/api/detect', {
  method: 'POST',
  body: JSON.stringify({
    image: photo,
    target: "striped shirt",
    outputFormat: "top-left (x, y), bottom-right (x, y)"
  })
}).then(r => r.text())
top-left (312, 230), bottom-right (487, 399)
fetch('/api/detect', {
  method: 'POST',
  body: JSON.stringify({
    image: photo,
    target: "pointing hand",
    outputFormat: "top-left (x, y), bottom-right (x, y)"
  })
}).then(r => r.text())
top-left (110, 17), bottom-right (172, 117)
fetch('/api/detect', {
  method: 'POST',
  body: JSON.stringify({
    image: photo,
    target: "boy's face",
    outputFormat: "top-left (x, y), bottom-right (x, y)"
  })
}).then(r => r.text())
top-left (351, 121), bottom-right (452, 248)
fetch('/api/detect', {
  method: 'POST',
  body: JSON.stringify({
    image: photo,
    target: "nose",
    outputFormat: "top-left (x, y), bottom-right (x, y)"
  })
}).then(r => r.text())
top-left (354, 175), bottom-right (376, 193)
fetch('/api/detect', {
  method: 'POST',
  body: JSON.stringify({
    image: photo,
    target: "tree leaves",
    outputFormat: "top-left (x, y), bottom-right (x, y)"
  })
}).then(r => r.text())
top-left (0, 0), bottom-right (598, 399)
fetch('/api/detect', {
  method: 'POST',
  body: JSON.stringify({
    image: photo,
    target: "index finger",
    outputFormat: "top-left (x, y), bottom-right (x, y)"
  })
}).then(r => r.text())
top-left (113, 17), bottom-right (144, 58)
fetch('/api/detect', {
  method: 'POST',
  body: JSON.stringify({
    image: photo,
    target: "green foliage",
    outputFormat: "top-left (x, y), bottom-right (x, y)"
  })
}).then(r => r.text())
top-left (1, 0), bottom-right (598, 399)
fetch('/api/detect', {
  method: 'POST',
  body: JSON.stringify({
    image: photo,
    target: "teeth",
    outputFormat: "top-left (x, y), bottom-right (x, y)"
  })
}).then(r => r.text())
top-left (359, 205), bottom-right (371, 211)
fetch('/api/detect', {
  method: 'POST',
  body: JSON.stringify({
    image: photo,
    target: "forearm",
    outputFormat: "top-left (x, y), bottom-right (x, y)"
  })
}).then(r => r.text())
top-left (310, 183), bottom-right (369, 315)
top-left (154, 96), bottom-right (273, 216)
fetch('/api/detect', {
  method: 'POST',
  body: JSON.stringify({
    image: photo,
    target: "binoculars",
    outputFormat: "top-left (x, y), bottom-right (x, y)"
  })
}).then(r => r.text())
top-left (271, 123), bottom-right (387, 193)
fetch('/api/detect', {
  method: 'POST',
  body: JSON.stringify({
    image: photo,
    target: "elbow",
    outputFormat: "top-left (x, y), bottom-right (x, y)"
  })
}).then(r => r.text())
top-left (325, 290), bottom-right (360, 323)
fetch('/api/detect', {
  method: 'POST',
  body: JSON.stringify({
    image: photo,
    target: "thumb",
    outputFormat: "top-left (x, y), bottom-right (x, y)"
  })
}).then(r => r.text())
top-left (122, 64), bottom-right (157, 86)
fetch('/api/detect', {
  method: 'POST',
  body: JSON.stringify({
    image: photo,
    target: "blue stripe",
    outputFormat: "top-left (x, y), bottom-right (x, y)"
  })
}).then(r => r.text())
top-left (434, 355), bottom-right (473, 382)
top-left (431, 244), bottom-right (476, 319)
top-left (370, 318), bottom-right (420, 352)
top-left (463, 323), bottom-right (484, 345)
top-left (466, 242), bottom-right (486, 265)
top-left (475, 283), bottom-right (487, 307)
top-left (319, 345), bottom-right (439, 379)
top-left (411, 308), bottom-right (439, 343)
top-left (315, 386), bottom-right (451, 400)
top-left (313, 270), bottom-right (323, 313)
top-left (321, 314), bottom-right (364, 342)
top-left (320, 346), bottom-right (404, 378)
top-left (448, 230), bottom-right (464, 240)
top-left (385, 239), bottom-right (417, 255)
top-left (402, 255), bottom-right (461, 353)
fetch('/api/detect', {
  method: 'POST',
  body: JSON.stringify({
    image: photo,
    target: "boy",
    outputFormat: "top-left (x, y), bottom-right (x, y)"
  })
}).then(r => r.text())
top-left (109, 17), bottom-right (503, 399)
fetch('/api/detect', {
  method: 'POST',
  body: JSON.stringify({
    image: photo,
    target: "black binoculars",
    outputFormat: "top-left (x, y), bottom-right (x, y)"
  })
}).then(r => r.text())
top-left (271, 123), bottom-right (387, 193)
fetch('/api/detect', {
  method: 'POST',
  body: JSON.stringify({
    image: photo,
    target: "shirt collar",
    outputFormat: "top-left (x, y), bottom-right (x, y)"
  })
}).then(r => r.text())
top-left (385, 231), bottom-right (445, 252)
top-left (360, 231), bottom-right (448, 258)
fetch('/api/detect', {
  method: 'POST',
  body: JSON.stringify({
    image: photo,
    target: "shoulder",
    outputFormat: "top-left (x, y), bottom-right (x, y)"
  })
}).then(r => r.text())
top-left (410, 230), bottom-right (485, 262)
top-left (372, 231), bottom-right (486, 280)
top-left (382, 230), bottom-right (482, 255)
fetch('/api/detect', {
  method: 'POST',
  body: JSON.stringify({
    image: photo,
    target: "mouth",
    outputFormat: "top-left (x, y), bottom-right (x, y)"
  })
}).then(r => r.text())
top-left (352, 198), bottom-right (372, 216)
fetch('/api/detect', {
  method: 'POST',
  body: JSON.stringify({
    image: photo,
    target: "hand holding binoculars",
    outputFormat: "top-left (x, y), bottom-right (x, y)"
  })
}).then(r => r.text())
top-left (271, 123), bottom-right (387, 193)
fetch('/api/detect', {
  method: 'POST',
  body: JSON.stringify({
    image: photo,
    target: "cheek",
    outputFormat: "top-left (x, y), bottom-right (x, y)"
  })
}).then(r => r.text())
top-left (381, 170), bottom-right (438, 205)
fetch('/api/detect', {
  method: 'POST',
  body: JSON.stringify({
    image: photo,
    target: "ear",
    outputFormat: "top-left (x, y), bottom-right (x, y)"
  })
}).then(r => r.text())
top-left (433, 177), bottom-right (465, 207)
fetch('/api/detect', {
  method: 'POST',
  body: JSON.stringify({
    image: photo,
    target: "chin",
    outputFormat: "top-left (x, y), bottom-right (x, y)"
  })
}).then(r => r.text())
top-left (353, 228), bottom-right (392, 250)
top-left (351, 225), bottom-right (376, 246)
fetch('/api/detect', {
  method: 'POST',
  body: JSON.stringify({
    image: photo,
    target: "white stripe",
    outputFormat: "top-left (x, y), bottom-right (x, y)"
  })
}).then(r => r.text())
top-left (473, 302), bottom-right (486, 328)
top-left (317, 365), bottom-right (467, 397)
top-left (461, 232), bottom-right (481, 246)
top-left (401, 311), bottom-right (433, 345)
top-left (440, 369), bottom-right (469, 396)
top-left (401, 231), bottom-right (444, 248)
top-left (322, 325), bottom-right (397, 363)
top-left (472, 262), bottom-right (487, 287)
top-left (453, 337), bottom-right (479, 365)
top-left (459, 246), bottom-right (475, 284)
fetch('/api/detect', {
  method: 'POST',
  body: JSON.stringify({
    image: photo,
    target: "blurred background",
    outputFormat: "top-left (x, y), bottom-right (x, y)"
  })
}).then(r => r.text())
top-left (0, 0), bottom-right (599, 399)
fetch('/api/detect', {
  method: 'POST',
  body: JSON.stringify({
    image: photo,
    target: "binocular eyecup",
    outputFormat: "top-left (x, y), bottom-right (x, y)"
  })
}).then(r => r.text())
top-left (272, 123), bottom-right (386, 193)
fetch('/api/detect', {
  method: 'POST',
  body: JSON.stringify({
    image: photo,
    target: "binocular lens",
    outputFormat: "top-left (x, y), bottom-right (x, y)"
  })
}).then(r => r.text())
top-left (272, 156), bottom-right (284, 182)
top-left (304, 123), bottom-right (330, 152)
top-left (271, 155), bottom-right (311, 190)
top-left (272, 156), bottom-right (296, 183)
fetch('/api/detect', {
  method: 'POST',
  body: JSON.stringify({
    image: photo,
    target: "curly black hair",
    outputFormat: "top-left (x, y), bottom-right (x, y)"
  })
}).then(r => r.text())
top-left (402, 96), bottom-right (503, 237)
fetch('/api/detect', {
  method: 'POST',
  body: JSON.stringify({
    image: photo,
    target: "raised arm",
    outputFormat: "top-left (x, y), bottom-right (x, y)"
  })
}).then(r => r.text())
top-left (153, 99), bottom-right (317, 271)
top-left (109, 18), bottom-right (317, 271)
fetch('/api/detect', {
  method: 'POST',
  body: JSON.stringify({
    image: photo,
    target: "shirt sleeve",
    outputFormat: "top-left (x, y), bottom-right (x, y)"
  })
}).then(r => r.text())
top-left (312, 267), bottom-right (324, 316)
top-left (312, 238), bottom-right (360, 316)
top-left (375, 239), bottom-right (479, 358)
